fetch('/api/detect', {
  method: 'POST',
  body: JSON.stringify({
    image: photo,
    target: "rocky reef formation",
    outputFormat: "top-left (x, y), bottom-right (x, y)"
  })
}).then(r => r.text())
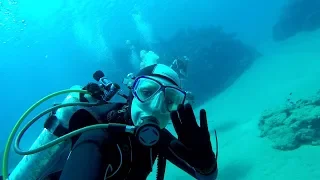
top-left (273, 0), bottom-right (320, 41)
top-left (259, 91), bottom-right (320, 150)
top-left (156, 27), bottom-right (261, 104)
top-left (115, 26), bottom-right (261, 104)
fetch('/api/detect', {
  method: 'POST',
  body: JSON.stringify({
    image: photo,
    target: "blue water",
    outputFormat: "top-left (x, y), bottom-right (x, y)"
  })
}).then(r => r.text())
top-left (2, 0), bottom-right (319, 179)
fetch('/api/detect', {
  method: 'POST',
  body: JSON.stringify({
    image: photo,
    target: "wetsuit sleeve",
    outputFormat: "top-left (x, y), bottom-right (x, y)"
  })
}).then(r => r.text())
top-left (160, 129), bottom-right (218, 180)
top-left (59, 104), bottom-right (126, 180)
top-left (59, 129), bottom-right (107, 180)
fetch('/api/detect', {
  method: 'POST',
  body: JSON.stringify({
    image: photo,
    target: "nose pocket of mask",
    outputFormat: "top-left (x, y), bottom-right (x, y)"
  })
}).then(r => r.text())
top-left (149, 92), bottom-right (167, 112)
top-left (134, 78), bottom-right (161, 101)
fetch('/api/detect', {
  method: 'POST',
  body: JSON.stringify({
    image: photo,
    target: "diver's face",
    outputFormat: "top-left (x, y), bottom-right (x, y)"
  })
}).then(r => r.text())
top-left (130, 76), bottom-right (183, 129)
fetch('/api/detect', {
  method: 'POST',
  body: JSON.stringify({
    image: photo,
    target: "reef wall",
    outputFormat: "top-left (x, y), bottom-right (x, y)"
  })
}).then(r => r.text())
top-left (273, 0), bottom-right (320, 41)
top-left (113, 26), bottom-right (261, 105)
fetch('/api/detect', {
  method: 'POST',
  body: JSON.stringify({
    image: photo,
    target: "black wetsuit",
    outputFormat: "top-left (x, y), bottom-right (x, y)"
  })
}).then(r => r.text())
top-left (0, 103), bottom-right (217, 180)
top-left (0, 102), bottom-right (214, 180)
top-left (58, 102), bottom-right (217, 180)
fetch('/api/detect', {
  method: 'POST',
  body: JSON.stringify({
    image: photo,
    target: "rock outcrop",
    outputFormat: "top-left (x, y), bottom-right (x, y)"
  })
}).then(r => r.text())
top-left (273, 0), bottom-right (320, 41)
top-left (259, 91), bottom-right (320, 150)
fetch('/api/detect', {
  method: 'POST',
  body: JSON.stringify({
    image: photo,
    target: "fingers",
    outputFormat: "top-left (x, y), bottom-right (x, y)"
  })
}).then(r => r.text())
top-left (184, 104), bottom-right (198, 127)
top-left (177, 104), bottom-right (191, 126)
top-left (199, 109), bottom-right (208, 130)
top-left (173, 103), bottom-right (202, 132)
top-left (177, 104), bottom-right (186, 122)
top-left (170, 110), bottom-right (182, 135)
top-left (200, 109), bottom-right (210, 138)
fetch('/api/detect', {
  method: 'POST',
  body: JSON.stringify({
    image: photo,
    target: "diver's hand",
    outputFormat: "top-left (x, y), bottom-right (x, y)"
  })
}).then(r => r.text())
top-left (170, 104), bottom-right (216, 173)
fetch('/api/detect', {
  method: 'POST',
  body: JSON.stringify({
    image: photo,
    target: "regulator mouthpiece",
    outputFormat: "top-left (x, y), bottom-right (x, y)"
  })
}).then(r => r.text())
top-left (135, 116), bottom-right (160, 147)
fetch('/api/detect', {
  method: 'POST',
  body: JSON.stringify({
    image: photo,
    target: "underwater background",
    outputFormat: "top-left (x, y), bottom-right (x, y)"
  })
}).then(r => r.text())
top-left (1, 0), bottom-right (320, 179)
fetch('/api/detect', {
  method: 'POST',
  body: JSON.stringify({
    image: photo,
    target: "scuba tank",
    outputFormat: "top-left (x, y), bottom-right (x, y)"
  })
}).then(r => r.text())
top-left (7, 71), bottom-right (124, 180)
top-left (4, 70), bottom-right (165, 180)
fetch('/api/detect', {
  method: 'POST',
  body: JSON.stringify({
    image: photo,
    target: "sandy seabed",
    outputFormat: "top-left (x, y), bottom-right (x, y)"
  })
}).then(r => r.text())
top-left (149, 29), bottom-right (320, 180)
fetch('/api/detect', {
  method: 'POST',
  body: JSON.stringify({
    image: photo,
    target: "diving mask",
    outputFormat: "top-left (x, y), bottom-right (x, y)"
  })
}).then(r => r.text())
top-left (132, 76), bottom-right (186, 112)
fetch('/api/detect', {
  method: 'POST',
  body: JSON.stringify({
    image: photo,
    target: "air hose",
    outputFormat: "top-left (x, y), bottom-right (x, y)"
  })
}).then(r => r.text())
top-left (1, 89), bottom-right (133, 180)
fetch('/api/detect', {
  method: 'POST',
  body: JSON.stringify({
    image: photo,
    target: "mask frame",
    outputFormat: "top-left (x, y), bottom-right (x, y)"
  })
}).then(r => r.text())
top-left (131, 76), bottom-right (187, 112)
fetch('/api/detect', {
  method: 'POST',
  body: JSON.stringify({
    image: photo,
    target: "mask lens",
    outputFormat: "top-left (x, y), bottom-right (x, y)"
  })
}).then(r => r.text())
top-left (134, 78), bottom-right (161, 101)
top-left (164, 87), bottom-right (186, 112)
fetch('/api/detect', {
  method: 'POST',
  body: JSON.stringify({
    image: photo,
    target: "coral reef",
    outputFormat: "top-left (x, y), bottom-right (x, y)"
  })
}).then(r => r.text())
top-left (259, 91), bottom-right (320, 150)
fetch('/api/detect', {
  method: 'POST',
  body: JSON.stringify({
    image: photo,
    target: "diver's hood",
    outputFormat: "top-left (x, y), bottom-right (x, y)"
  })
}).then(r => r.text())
top-left (136, 64), bottom-right (181, 87)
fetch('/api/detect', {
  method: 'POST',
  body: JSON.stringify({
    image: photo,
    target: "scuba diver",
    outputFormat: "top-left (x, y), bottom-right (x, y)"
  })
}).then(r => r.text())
top-left (170, 56), bottom-right (189, 80)
top-left (2, 64), bottom-right (218, 180)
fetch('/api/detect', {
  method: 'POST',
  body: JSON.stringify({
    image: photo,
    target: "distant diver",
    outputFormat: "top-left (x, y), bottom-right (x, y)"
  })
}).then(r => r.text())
top-left (170, 56), bottom-right (189, 80)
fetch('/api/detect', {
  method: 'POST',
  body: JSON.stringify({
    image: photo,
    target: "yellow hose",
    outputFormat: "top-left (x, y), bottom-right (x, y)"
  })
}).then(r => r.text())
top-left (2, 89), bottom-right (92, 180)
